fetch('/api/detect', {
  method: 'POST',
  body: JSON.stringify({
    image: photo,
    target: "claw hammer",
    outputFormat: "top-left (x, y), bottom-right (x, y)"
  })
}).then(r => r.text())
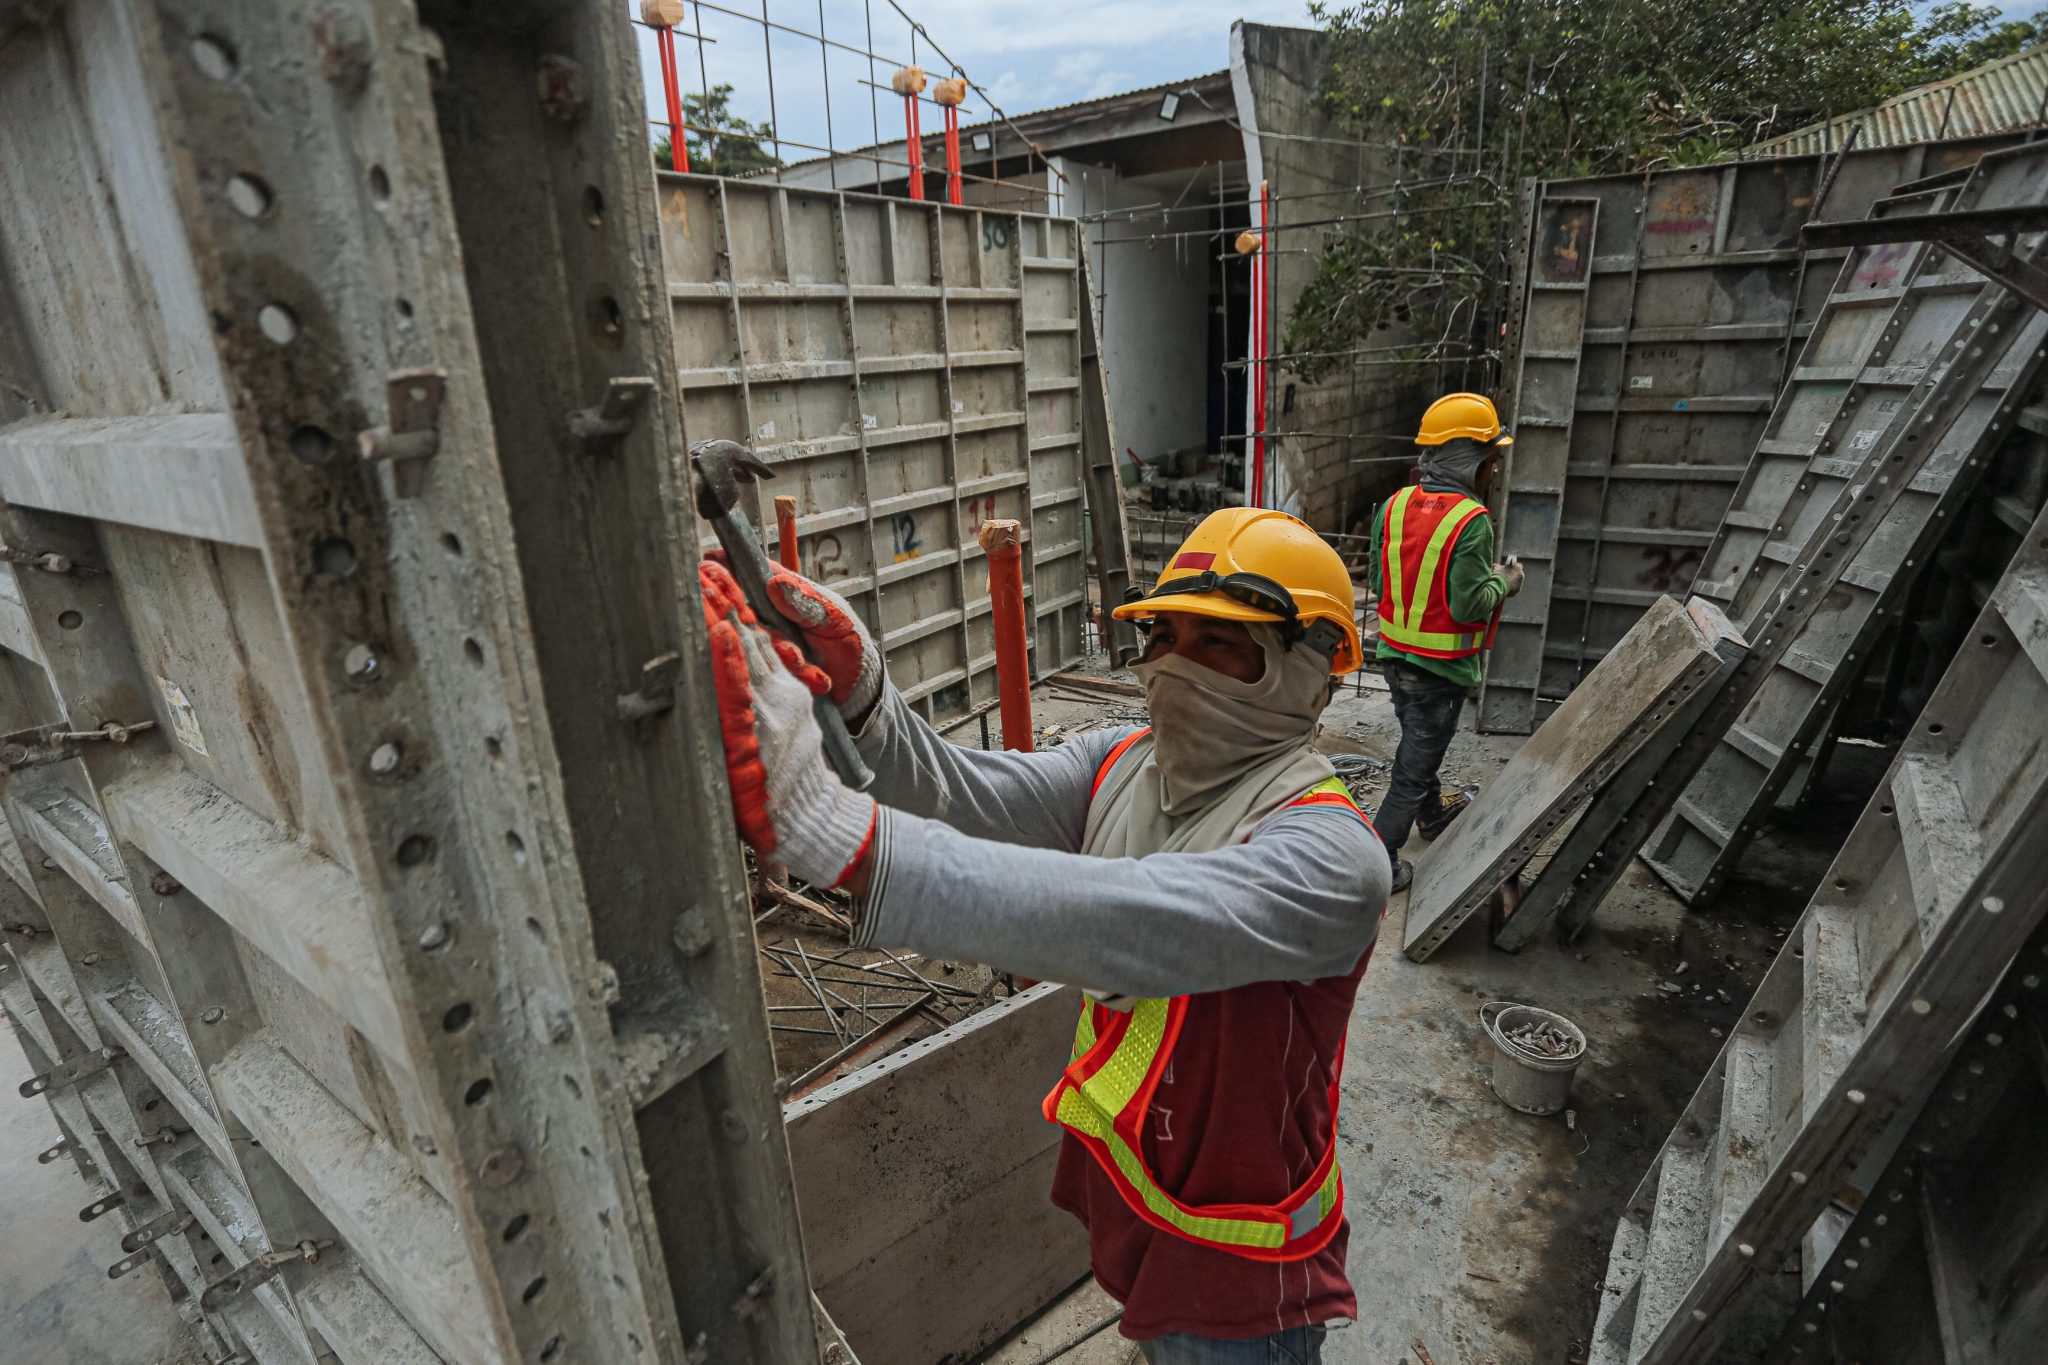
top-left (690, 439), bottom-right (875, 791)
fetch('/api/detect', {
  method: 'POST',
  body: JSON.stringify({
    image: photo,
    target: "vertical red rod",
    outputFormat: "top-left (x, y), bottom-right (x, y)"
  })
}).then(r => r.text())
top-left (944, 105), bottom-right (963, 206)
top-left (1249, 180), bottom-right (1268, 507)
top-left (657, 29), bottom-right (689, 173)
top-left (905, 96), bottom-right (925, 200)
top-left (774, 495), bottom-right (800, 572)
top-left (978, 519), bottom-right (1033, 751)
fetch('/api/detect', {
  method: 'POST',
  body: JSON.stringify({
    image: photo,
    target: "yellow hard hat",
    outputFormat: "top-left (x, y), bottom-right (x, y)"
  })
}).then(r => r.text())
top-left (1112, 507), bottom-right (1362, 675)
top-left (1416, 392), bottom-right (1514, 447)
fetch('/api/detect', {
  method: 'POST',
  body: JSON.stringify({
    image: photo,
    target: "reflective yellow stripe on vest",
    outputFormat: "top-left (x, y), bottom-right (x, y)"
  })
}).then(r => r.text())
top-left (1379, 487), bottom-right (1486, 655)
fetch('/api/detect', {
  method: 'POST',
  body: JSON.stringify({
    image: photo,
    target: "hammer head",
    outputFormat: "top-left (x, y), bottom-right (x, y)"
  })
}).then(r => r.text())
top-left (690, 439), bottom-right (779, 521)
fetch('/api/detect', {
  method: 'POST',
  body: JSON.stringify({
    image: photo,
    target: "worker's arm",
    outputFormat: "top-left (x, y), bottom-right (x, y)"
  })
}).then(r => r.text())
top-left (1444, 511), bottom-right (1510, 622)
top-left (1364, 498), bottom-right (1385, 603)
top-left (854, 684), bottom-right (1126, 852)
top-left (851, 803), bottom-right (1387, 998)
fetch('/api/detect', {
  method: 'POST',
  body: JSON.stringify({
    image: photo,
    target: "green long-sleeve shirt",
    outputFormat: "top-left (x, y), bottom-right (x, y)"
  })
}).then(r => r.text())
top-left (1365, 492), bottom-right (1509, 688)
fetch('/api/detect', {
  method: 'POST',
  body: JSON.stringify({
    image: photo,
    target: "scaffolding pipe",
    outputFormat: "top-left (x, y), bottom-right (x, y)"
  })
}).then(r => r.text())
top-left (652, 20), bottom-right (689, 172)
top-left (978, 519), bottom-right (1033, 752)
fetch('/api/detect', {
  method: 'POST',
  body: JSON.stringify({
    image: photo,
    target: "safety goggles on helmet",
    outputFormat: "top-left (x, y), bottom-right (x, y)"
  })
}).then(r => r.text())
top-left (1135, 568), bottom-right (1297, 621)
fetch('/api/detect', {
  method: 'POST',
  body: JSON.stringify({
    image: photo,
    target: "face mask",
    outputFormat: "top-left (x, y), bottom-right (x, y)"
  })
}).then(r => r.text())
top-left (1131, 623), bottom-right (1331, 813)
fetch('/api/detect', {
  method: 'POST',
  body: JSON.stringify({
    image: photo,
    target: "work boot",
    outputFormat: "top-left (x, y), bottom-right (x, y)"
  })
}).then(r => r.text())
top-left (1416, 788), bottom-right (1470, 842)
top-left (1389, 857), bottom-right (1413, 894)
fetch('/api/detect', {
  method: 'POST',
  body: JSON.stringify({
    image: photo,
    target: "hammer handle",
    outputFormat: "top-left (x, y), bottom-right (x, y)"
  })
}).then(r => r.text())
top-left (709, 510), bottom-right (876, 792)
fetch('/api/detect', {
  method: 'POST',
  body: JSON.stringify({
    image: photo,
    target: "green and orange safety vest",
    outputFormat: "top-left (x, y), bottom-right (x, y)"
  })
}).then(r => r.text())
top-left (1376, 486), bottom-right (1494, 661)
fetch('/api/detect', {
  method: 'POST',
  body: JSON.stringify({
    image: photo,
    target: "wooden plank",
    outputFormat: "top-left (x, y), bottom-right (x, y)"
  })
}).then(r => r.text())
top-left (1410, 596), bottom-right (1745, 961)
top-left (103, 767), bottom-right (409, 1073)
top-left (213, 1038), bottom-right (489, 1365)
top-left (0, 414), bottom-right (259, 547)
top-left (783, 983), bottom-right (1087, 1365)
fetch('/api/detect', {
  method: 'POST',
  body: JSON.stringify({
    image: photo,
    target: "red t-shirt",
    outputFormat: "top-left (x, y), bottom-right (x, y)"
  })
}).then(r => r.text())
top-left (1047, 946), bottom-right (1375, 1340)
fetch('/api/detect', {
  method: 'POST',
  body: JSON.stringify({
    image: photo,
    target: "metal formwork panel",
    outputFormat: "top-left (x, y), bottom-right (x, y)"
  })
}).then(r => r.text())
top-left (1479, 195), bottom-right (1598, 735)
top-left (1480, 138), bottom-right (2022, 733)
top-left (1641, 160), bottom-right (2048, 906)
top-left (659, 176), bottom-right (1092, 721)
top-left (1586, 445), bottom-right (2048, 1365)
top-left (1508, 143), bottom-right (2048, 948)
top-left (0, 4), bottom-right (808, 1363)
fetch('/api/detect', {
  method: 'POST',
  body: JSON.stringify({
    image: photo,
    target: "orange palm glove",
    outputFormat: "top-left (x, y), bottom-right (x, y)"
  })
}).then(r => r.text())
top-left (762, 570), bottom-right (882, 723)
top-left (700, 562), bottom-right (877, 886)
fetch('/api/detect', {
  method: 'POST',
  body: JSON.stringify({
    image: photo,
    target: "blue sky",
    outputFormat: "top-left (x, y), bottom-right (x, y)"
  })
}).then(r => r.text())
top-left (632, 1), bottom-right (2045, 165)
top-left (630, 0), bottom-right (1315, 164)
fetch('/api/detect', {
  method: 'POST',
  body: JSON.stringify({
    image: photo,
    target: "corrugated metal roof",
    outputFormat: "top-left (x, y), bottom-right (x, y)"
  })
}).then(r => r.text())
top-left (1748, 43), bottom-right (2048, 156)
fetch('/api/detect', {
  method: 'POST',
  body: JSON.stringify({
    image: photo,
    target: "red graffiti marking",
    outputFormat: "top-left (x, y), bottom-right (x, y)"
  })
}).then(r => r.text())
top-left (1637, 545), bottom-right (1702, 593)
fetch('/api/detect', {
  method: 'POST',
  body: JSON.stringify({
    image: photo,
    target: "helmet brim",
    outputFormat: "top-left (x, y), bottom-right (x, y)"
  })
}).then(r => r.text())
top-left (1111, 590), bottom-right (1286, 625)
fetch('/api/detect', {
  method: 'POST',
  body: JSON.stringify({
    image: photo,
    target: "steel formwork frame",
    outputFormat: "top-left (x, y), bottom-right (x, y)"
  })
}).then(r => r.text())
top-left (0, 4), bottom-right (814, 1363)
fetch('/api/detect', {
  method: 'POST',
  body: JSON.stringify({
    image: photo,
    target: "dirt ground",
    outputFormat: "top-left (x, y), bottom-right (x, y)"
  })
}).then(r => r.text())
top-left (979, 667), bottom-right (1881, 1365)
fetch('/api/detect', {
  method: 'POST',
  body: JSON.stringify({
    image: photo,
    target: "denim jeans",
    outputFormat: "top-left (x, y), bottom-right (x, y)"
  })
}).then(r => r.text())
top-left (1137, 1324), bottom-right (1328, 1364)
top-left (1375, 657), bottom-right (1467, 857)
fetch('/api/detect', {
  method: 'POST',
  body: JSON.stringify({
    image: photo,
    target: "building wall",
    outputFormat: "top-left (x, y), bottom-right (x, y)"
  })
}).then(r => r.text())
top-left (1231, 22), bottom-right (1432, 535)
top-left (1067, 161), bottom-right (1214, 470)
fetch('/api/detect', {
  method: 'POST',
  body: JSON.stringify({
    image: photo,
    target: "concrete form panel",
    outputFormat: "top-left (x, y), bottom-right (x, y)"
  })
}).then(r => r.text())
top-left (658, 175), bottom-right (1092, 722)
top-left (1405, 596), bottom-right (1744, 961)
top-left (0, 5), bottom-right (817, 1363)
top-left (1482, 136), bottom-right (2026, 733)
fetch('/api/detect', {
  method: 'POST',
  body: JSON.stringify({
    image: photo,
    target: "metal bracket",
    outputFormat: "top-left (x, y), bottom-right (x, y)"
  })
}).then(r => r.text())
top-left (21, 1047), bottom-right (124, 1098)
top-left (199, 1239), bottom-right (332, 1311)
top-left (132, 1126), bottom-right (187, 1150)
top-left (36, 1137), bottom-right (69, 1164)
top-left (0, 720), bottom-right (159, 770)
top-left (615, 651), bottom-right (682, 721)
top-left (1802, 205), bottom-right (2048, 313)
top-left (568, 376), bottom-right (655, 455)
top-left (358, 367), bottom-right (447, 497)
top-left (107, 1245), bottom-right (158, 1279)
top-left (78, 1189), bottom-right (125, 1222)
top-left (0, 545), bottom-right (105, 577)
top-left (122, 1209), bottom-right (197, 1254)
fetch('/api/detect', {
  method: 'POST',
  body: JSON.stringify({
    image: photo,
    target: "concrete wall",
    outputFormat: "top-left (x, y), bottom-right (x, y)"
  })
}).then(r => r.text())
top-left (1068, 161), bottom-right (1213, 470)
top-left (1232, 22), bottom-right (1432, 534)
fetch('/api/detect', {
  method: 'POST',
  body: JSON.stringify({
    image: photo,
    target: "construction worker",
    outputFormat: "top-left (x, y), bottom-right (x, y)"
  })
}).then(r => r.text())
top-left (699, 507), bottom-right (1390, 1363)
top-left (1365, 392), bottom-right (1525, 892)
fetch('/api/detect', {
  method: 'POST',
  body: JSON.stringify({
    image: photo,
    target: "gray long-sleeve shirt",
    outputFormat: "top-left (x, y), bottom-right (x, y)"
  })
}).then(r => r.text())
top-left (849, 688), bottom-right (1390, 999)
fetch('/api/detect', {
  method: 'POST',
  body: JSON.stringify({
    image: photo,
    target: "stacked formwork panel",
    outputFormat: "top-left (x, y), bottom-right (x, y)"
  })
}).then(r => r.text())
top-left (1587, 427), bottom-right (2048, 1365)
top-left (0, 5), bottom-right (818, 1364)
top-left (1481, 136), bottom-right (2023, 733)
top-left (658, 176), bottom-right (1098, 722)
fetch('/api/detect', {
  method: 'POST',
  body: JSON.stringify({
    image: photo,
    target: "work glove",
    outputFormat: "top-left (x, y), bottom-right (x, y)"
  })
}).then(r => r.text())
top-left (1499, 560), bottom-right (1526, 597)
top-left (700, 562), bottom-right (877, 888)
top-left (706, 554), bottom-right (883, 724)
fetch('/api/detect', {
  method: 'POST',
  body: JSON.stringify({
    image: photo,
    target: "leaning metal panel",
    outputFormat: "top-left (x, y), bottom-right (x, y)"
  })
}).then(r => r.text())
top-left (1480, 137), bottom-right (2022, 732)
top-left (658, 175), bottom-right (1092, 722)
top-left (0, 4), bottom-right (814, 1362)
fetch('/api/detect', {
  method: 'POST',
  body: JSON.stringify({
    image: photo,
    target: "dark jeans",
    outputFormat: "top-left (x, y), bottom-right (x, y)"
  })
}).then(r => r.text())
top-left (1376, 657), bottom-right (1467, 856)
top-left (1138, 1325), bottom-right (1327, 1364)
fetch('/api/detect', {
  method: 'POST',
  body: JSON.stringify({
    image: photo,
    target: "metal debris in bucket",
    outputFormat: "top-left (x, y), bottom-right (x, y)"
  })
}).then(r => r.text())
top-left (1501, 1017), bottom-right (1582, 1060)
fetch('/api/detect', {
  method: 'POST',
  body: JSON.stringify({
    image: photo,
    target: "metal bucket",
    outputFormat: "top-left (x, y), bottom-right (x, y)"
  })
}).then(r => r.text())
top-left (1480, 1001), bottom-right (1586, 1116)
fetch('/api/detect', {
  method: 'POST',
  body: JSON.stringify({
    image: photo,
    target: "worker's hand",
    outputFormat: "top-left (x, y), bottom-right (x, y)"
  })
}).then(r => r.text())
top-left (1499, 560), bottom-right (1526, 597)
top-left (762, 567), bottom-right (883, 724)
top-left (700, 563), bottom-right (878, 888)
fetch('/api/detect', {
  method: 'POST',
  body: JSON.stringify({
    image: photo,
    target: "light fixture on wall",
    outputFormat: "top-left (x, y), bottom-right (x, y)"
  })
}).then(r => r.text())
top-left (1158, 91), bottom-right (1180, 121)
top-left (970, 131), bottom-right (993, 152)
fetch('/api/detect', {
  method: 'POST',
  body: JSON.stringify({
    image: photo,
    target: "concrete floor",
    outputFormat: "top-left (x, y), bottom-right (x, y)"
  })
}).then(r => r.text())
top-left (0, 1011), bottom-right (210, 1365)
top-left (984, 677), bottom-right (1870, 1365)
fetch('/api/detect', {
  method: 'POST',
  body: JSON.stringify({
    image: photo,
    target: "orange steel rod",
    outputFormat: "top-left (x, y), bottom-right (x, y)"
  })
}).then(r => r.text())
top-left (774, 495), bottom-right (800, 571)
top-left (978, 519), bottom-right (1032, 752)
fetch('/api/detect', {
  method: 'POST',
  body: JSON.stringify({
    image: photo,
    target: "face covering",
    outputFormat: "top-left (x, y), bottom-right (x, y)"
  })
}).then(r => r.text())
top-left (1131, 622), bottom-right (1333, 815)
top-left (1417, 436), bottom-right (1492, 499)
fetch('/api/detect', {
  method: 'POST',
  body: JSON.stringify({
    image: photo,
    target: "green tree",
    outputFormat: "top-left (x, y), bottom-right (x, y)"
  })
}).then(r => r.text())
top-left (654, 82), bottom-right (782, 175)
top-left (1287, 0), bottom-right (2018, 379)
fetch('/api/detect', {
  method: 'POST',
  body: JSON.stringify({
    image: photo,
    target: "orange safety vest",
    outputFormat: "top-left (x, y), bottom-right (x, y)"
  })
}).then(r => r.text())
top-left (1376, 485), bottom-right (1492, 660)
top-left (1040, 729), bottom-right (1377, 1262)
